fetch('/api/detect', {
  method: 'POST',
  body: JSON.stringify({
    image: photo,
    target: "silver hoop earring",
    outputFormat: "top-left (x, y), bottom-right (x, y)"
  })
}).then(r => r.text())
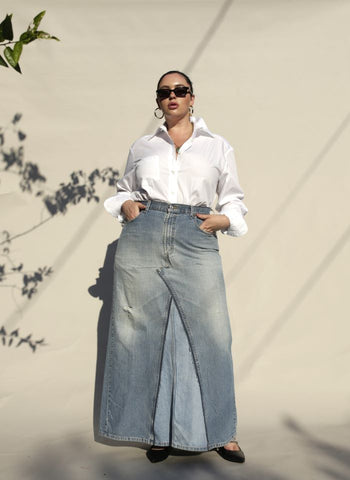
top-left (189, 106), bottom-right (194, 115)
top-left (154, 107), bottom-right (164, 119)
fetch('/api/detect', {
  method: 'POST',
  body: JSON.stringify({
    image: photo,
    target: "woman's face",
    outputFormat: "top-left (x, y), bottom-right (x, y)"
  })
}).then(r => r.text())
top-left (156, 73), bottom-right (195, 120)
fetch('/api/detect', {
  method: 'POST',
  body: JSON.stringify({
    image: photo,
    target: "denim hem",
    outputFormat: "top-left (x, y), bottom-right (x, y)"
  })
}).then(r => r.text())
top-left (98, 430), bottom-right (154, 444)
top-left (208, 430), bottom-right (238, 450)
top-left (98, 430), bottom-right (237, 452)
top-left (167, 442), bottom-right (209, 452)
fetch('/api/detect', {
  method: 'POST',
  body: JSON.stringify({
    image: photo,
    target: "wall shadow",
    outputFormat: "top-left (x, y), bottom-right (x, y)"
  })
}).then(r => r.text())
top-left (238, 223), bottom-right (350, 381)
top-left (88, 238), bottom-right (118, 444)
top-left (226, 110), bottom-right (350, 286)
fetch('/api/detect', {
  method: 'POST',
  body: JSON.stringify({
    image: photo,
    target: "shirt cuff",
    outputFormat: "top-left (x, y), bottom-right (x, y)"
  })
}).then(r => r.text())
top-left (103, 194), bottom-right (131, 224)
top-left (219, 210), bottom-right (248, 237)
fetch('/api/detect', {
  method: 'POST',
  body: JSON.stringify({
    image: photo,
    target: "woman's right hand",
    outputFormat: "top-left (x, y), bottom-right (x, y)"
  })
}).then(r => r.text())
top-left (121, 200), bottom-right (146, 222)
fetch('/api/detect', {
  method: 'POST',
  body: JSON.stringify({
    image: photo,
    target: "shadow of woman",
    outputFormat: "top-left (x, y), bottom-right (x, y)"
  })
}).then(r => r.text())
top-left (88, 238), bottom-right (119, 445)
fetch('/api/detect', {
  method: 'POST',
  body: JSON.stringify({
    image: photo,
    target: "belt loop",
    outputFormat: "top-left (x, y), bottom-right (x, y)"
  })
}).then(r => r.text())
top-left (190, 205), bottom-right (195, 217)
top-left (145, 200), bottom-right (151, 212)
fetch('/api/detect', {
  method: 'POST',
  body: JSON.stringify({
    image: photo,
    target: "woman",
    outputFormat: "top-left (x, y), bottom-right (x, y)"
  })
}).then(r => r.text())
top-left (99, 70), bottom-right (248, 463)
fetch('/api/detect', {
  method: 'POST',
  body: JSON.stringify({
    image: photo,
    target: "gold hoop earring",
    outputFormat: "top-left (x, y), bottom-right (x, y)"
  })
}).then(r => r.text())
top-left (189, 106), bottom-right (194, 115)
top-left (154, 107), bottom-right (164, 119)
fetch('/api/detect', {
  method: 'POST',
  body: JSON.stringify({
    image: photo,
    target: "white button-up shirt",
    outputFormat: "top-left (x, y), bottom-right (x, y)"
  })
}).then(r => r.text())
top-left (104, 117), bottom-right (248, 237)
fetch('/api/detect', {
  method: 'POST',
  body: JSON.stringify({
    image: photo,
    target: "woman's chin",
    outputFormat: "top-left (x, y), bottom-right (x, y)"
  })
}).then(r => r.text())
top-left (165, 110), bottom-right (188, 120)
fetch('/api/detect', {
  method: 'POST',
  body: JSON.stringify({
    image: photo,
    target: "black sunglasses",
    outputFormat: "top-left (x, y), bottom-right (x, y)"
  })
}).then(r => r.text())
top-left (156, 86), bottom-right (192, 100)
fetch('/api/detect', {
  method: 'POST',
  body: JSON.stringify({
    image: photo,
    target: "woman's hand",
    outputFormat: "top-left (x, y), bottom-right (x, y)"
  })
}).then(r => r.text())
top-left (121, 200), bottom-right (146, 221)
top-left (196, 213), bottom-right (230, 233)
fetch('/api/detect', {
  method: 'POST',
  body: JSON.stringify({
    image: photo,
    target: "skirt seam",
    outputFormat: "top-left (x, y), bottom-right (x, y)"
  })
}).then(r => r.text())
top-left (150, 294), bottom-right (173, 442)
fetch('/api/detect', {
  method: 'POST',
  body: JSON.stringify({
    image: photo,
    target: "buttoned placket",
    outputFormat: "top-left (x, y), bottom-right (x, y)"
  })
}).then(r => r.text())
top-left (168, 142), bottom-right (178, 203)
top-left (166, 132), bottom-right (195, 204)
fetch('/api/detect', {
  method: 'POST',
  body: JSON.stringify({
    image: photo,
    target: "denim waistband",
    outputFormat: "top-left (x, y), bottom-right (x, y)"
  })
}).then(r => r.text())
top-left (140, 200), bottom-right (211, 215)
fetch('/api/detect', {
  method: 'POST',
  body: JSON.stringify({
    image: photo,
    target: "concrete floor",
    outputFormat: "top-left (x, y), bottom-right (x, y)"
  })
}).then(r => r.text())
top-left (2, 423), bottom-right (349, 480)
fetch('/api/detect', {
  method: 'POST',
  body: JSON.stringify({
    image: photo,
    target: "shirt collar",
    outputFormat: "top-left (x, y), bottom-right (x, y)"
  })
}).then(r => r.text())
top-left (148, 116), bottom-right (215, 140)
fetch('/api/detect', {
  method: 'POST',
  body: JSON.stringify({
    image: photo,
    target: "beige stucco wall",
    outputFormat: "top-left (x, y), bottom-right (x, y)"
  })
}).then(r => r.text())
top-left (1, 1), bottom-right (349, 478)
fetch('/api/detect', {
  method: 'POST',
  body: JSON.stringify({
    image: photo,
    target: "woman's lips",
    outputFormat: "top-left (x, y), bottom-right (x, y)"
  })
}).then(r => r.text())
top-left (168, 103), bottom-right (178, 109)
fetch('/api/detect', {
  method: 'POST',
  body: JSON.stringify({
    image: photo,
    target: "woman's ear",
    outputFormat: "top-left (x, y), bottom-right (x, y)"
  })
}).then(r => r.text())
top-left (190, 94), bottom-right (195, 107)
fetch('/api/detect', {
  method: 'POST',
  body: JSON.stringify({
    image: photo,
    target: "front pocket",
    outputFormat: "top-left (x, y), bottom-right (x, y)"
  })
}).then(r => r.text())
top-left (192, 216), bottom-right (217, 238)
top-left (125, 209), bottom-right (146, 225)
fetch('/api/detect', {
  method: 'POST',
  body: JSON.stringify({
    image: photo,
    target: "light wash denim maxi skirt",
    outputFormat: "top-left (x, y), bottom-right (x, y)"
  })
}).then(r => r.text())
top-left (98, 200), bottom-right (237, 451)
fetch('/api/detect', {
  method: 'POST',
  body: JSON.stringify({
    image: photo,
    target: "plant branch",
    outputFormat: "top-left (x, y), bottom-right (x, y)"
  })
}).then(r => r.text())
top-left (0, 41), bottom-right (17, 46)
top-left (0, 215), bottom-right (52, 245)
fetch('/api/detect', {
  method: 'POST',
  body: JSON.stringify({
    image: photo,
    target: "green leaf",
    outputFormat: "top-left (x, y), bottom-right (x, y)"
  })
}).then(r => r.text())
top-left (4, 46), bottom-right (15, 66)
top-left (32, 11), bottom-right (46, 31)
top-left (14, 62), bottom-right (22, 73)
top-left (4, 47), bottom-right (21, 73)
top-left (35, 30), bottom-right (51, 39)
top-left (29, 30), bottom-right (60, 42)
top-left (13, 41), bottom-right (23, 64)
top-left (0, 14), bottom-right (13, 41)
top-left (19, 30), bottom-right (36, 44)
top-left (0, 54), bottom-right (9, 68)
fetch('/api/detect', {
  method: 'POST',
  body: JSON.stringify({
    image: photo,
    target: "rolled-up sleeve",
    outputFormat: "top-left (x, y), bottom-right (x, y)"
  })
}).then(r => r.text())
top-left (215, 146), bottom-right (248, 237)
top-left (103, 147), bottom-right (136, 223)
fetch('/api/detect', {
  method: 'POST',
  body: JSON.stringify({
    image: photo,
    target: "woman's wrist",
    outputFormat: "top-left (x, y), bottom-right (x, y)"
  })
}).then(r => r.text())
top-left (219, 214), bottom-right (230, 230)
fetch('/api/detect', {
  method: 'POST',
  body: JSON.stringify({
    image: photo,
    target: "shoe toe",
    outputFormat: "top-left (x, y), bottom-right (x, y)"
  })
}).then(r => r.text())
top-left (216, 445), bottom-right (245, 463)
top-left (146, 446), bottom-right (170, 463)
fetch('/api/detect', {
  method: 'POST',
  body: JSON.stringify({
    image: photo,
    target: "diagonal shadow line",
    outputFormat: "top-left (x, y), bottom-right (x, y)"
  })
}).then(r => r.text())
top-left (184, 0), bottom-right (234, 72)
top-left (4, 1), bottom-right (234, 329)
top-left (237, 224), bottom-right (350, 381)
top-left (226, 111), bottom-right (350, 286)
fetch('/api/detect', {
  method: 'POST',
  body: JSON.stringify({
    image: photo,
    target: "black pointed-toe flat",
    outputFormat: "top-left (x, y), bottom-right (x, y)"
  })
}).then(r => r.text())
top-left (146, 445), bottom-right (170, 463)
top-left (215, 442), bottom-right (245, 463)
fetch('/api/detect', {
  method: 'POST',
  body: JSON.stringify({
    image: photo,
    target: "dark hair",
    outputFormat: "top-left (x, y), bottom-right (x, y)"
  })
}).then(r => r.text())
top-left (157, 70), bottom-right (194, 93)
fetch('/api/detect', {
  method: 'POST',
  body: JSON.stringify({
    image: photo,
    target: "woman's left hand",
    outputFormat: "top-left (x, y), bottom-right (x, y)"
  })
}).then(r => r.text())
top-left (196, 213), bottom-right (230, 233)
